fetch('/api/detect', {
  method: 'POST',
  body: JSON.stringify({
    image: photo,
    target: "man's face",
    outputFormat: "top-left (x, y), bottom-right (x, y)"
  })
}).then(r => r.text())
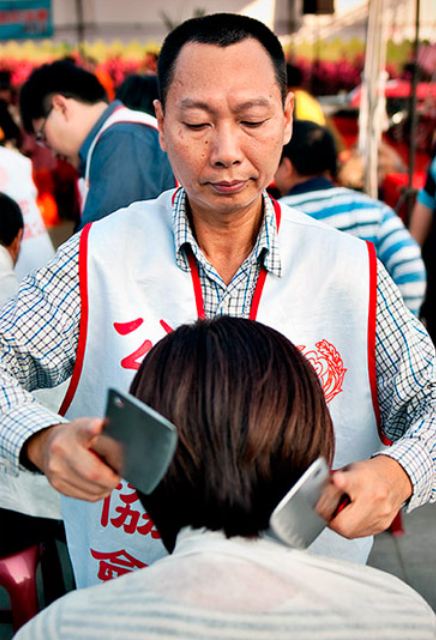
top-left (155, 39), bottom-right (293, 220)
top-left (32, 95), bottom-right (81, 165)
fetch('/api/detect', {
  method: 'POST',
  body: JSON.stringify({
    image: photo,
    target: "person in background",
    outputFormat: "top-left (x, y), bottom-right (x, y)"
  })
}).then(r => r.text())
top-left (0, 13), bottom-right (434, 589)
top-left (275, 120), bottom-right (426, 316)
top-left (116, 74), bottom-right (159, 117)
top-left (0, 193), bottom-right (23, 303)
top-left (286, 62), bottom-right (326, 126)
top-left (15, 318), bottom-right (436, 640)
top-left (19, 60), bottom-right (174, 228)
top-left (0, 145), bottom-right (55, 279)
top-left (0, 194), bottom-right (63, 579)
top-left (409, 149), bottom-right (436, 344)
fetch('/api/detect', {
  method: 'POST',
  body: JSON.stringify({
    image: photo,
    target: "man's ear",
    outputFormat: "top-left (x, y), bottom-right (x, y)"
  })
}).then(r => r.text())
top-left (283, 91), bottom-right (294, 145)
top-left (153, 100), bottom-right (167, 152)
top-left (51, 94), bottom-right (69, 119)
top-left (279, 157), bottom-right (294, 179)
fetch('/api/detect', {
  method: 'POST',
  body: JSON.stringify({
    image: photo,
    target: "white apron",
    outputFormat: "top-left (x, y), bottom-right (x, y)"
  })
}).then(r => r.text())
top-left (60, 189), bottom-right (386, 587)
top-left (78, 105), bottom-right (160, 213)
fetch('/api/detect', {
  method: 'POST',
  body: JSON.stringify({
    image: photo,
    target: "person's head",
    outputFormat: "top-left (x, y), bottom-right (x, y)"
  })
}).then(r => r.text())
top-left (154, 13), bottom-right (293, 221)
top-left (274, 120), bottom-right (338, 196)
top-left (131, 317), bottom-right (334, 551)
top-left (19, 60), bottom-right (108, 164)
top-left (0, 193), bottom-right (24, 264)
top-left (116, 74), bottom-right (159, 117)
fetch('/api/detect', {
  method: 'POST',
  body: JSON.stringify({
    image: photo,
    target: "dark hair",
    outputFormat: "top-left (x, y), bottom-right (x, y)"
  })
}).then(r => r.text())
top-left (157, 13), bottom-right (287, 108)
top-left (131, 317), bottom-right (334, 551)
top-left (19, 60), bottom-right (108, 133)
top-left (0, 193), bottom-right (24, 246)
top-left (282, 120), bottom-right (338, 178)
top-left (286, 63), bottom-right (304, 88)
top-left (115, 74), bottom-right (159, 117)
top-left (0, 71), bottom-right (12, 92)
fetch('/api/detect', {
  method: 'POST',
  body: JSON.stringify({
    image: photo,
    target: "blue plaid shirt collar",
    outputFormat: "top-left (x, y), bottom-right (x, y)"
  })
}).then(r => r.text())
top-left (172, 188), bottom-right (282, 278)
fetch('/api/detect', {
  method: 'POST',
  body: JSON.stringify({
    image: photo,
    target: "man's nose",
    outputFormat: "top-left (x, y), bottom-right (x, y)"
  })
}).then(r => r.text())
top-left (209, 123), bottom-right (243, 168)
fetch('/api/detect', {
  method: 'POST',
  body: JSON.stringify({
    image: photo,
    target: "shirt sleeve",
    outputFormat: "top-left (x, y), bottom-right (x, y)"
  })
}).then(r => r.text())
top-left (0, 233), bottom-right (81, 473)
top-left (374, 262), bottom-right (436, 510)
top-left (375, 204), bottom-right (426, 316)
top-left (80, 125), bottom-right (174, 227)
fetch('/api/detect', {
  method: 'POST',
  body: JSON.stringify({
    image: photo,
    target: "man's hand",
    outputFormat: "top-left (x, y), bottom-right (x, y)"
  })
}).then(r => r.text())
top-left (23, 419), bottom-right (121, 502)
top-left (317, 455), bottom-right (413, 539)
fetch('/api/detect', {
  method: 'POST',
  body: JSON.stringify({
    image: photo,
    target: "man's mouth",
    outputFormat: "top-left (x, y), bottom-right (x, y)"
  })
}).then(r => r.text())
top-left (208, 180), bottom-right (248, 194)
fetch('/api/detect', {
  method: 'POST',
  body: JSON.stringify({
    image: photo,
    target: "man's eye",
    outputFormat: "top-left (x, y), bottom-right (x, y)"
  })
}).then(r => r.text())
top-left (184, 123), bottom-right (208, 130)
top-left (241, 120), bottom-right (266, 128)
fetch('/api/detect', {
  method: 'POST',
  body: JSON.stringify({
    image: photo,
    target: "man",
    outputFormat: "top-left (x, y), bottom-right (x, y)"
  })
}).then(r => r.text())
top-left (0, 14), bottom-right (434, 588)
top-left (275, 120), bottom-right (426, 316)
top-left (19, 60), bottom-right (174, 228)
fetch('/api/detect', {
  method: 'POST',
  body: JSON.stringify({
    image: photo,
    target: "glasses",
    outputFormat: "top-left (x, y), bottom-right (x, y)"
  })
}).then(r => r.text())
top-left (35, 107), bottom-right (53, 146)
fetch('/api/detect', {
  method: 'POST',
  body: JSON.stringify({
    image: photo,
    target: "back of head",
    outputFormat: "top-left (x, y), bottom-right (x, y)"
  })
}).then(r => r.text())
top-left (19, 60), bottom-right (107, 133)
top-left (157, 13), bottom-right (287, 108)
top-left (0, 193), bottom-right (24, 247)
top-left (131, 317), bottom-right (333, 550)
top-left (283, 120), bottom-right (338, 179)
top-left (115, 74), bottom-right (159, 117)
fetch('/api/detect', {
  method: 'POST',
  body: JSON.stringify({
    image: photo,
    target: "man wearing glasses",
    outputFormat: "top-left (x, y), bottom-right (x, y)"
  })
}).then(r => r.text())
top-left (20, 60), bottom-right (174, 228)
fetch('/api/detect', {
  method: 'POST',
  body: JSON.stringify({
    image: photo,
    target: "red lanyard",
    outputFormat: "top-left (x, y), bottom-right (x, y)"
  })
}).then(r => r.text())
top-left (186, 198), bottom-right (281, 321)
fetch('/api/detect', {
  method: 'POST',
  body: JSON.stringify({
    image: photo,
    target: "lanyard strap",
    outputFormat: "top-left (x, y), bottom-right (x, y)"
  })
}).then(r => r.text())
top-left (187, 197), bottom-right (281, 321)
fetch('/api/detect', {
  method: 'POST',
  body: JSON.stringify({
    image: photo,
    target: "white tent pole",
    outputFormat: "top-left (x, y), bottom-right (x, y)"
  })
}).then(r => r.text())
top-left (358, 0), bottom-right (388, 198)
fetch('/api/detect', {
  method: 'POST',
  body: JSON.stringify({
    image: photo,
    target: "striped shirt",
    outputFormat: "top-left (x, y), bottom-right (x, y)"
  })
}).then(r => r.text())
top-left (280, 177), bottom-right (426, 316)
top-left (0, 189), bottom-right (434, 512)
top-left (15, 528), bottom-right (436, 640)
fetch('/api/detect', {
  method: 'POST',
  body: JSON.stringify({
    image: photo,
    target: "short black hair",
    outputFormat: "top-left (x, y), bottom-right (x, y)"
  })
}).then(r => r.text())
top-left (116, 74), bottom-right (159, 117)
top-left (0, 193), bottom-right (24, 247)
top-left (282, 120), bottom-right (338, 178)
top-left (157, 13), bottom-right (287, 108)
top-left (131, 317), bottom-right (333, 551)
top-left (19, 60), bottom-right (108, 133)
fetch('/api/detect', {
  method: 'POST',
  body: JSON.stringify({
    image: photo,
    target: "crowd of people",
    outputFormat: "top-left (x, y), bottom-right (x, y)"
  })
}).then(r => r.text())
top-left (0, 11), bottom-right (435, 639)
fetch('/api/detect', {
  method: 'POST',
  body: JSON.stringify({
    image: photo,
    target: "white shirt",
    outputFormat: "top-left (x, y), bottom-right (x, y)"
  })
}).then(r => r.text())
top-left (16, 528), bottom-right (436, 640)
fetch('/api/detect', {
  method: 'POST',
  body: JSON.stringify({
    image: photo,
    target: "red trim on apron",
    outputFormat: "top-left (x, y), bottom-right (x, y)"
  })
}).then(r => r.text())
top-left (58, 224), bottom-right (92, 416)
top-left (188, 197), bottom-right (281, 321)
top-left (366, 241), bottom-right (392, 445)
top-left (187, 251), bottom-right (206, 319)
top-left (171, 188), bottom-right (182, 206)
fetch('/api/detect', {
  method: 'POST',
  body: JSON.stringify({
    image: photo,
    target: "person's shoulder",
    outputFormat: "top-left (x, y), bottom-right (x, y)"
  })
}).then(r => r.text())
top-left (89, 189), bottom-right (175, 232)
top-left (279, 199), bottom-right (359, 236)
top-left (278, 199), bottom-right (371, 256)
top-left (99, 118), bottom-right (159, 143)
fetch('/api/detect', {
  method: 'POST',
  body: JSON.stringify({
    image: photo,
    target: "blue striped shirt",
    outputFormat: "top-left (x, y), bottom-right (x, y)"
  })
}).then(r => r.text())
top-left (280, 178), bottom-right (426, 316)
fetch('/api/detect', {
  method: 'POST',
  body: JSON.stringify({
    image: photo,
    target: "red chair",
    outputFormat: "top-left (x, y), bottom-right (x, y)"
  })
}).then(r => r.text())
top-left (0, 544), bottom-right (41, 631)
